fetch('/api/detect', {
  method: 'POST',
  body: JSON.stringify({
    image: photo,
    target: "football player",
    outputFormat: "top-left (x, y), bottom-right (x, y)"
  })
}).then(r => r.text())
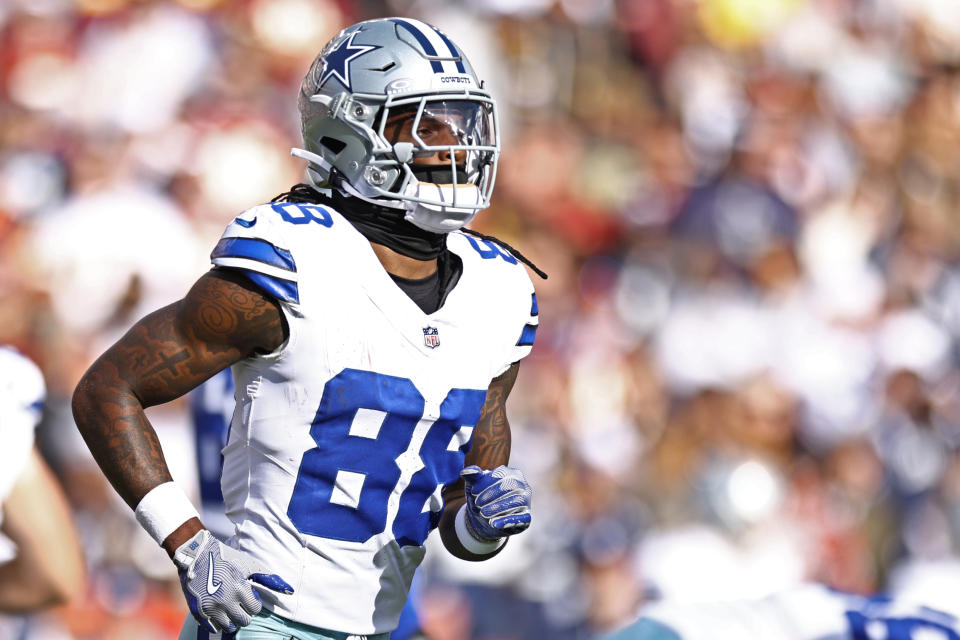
top-left (73, 17), bottom-right (539, 640)
top-left (0, 347), bottom-right (84, 614)
top-left (601, 584), bottom-right (960, 640)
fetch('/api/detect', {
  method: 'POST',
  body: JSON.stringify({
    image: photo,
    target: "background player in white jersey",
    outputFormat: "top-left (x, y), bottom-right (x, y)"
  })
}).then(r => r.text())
top-left (600, 584), bottom-right (960, 640)
top-left (72, 17), bottom-right (539, 639)
top-left (0, 347), bottom-right (85, 615)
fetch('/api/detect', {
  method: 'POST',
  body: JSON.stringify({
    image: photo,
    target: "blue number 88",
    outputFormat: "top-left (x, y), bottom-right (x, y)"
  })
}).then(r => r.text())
top-left (287, 369), bottom-right (486, 546)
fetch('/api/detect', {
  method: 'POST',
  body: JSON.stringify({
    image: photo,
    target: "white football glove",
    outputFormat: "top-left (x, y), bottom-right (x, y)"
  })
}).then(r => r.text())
top-left (173, 529), bottom-right (294, 634)
top-left (461, 465), bottom-right (532, 542)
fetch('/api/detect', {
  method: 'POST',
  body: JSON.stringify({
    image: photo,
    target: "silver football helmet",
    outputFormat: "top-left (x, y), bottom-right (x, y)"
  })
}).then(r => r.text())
top-left (292, 18), bottom-right (500, 233)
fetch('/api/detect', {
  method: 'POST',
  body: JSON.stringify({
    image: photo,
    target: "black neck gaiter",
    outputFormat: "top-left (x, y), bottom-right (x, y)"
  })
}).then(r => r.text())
top-left (329, 192), bottom-right (447, 260)
top-left (271, 184), bottom-right (465, 310)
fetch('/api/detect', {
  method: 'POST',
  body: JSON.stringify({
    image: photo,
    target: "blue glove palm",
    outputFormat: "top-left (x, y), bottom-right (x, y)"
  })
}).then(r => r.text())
top-left (461, 465), bottom-right (532, 542)
top-left (173, 529), bottom-right (294, 634)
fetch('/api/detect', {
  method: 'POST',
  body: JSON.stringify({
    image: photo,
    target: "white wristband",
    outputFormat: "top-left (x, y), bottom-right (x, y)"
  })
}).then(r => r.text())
top-left (455, 505), bottom-right (506, 555)
top-left (134, 482), bottom-right (200, 545)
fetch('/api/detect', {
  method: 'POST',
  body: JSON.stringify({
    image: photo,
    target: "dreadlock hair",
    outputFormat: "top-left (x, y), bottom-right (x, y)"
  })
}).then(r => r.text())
top-left (271, 182), bottom-right (332, 205)
top-left (271, 183), bottom-right (548, 279)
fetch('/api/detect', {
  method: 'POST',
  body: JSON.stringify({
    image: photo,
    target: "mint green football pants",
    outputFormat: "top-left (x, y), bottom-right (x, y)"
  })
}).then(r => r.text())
top-left (600, 618), bottom-right (684, 640)
top-left (178, 609), bottom-right (391, 640)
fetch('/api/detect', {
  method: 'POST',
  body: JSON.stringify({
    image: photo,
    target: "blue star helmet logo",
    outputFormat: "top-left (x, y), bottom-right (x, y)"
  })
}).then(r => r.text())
top-left (319, 30), bottom-right (381, 92)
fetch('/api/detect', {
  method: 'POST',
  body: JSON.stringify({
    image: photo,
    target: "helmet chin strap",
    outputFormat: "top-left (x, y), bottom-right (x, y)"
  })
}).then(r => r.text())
top-left (298, 150), bottom-right (487, 234)
top-left (329, 172), bottom-right (484, 234)
top-left (337, 178), bottom-right (406, 210)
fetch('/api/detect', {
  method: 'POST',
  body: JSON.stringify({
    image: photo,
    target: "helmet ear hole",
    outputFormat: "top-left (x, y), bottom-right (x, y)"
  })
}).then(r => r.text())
top-left (320, 137), bottom-right (347, 155)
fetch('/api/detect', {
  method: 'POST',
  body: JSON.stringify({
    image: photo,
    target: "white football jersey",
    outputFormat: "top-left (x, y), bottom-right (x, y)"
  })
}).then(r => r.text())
top-left (632, 584), bottom-right (960, 640)
top-left (210, 201), bottom-right (538, 634)
top-left (0, 347), bottom-right (45, 563)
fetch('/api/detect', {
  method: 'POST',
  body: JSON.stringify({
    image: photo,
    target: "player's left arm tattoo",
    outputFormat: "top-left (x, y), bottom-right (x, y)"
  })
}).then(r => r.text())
top-left (438, 362), bottom-right (520, 560)
top-left (463, 362), bottom-right (518, 470)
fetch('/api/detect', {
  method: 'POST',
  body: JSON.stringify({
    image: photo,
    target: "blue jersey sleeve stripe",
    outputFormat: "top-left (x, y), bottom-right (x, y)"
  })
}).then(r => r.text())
top-left (430, 26), bottom-right (467, 73)
top-left (530, 293), bottom-right (539, 317)
top-left (212, 237), bottom-right (296, 273)
top-left (391, 19), bottom-right (444, 73)
top-left (244, 271), bottom-right (300, 304)
top-left (516, 323), bottom-right (538, 347)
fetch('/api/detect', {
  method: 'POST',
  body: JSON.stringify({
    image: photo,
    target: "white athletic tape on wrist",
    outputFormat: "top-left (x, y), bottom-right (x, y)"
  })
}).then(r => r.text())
top-left (455, 505), bottom-right (506, 555)
top-left (135, 482), bottom-right (200, 545)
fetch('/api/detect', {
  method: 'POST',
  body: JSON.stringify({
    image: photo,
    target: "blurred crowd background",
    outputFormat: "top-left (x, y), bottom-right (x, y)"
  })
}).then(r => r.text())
top-left (4, 0), bottom-right (960, 638)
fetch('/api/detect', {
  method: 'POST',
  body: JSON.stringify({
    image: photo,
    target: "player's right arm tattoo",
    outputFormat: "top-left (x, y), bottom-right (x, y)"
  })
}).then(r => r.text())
top-left (72, 269), bottom-right (286, 510)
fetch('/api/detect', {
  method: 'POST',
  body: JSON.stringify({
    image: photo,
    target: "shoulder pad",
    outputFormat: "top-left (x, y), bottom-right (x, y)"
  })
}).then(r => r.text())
top-left (211, 203), bottom-right (313, 305)
top-left (449, 233), bottom-right (539, 370)
top-left (211, 201), bottom-right (353, 304)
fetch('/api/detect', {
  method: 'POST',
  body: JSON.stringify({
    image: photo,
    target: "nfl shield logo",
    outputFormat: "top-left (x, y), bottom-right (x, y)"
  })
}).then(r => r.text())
top-left (423, 326), bottom-right (440, 349)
